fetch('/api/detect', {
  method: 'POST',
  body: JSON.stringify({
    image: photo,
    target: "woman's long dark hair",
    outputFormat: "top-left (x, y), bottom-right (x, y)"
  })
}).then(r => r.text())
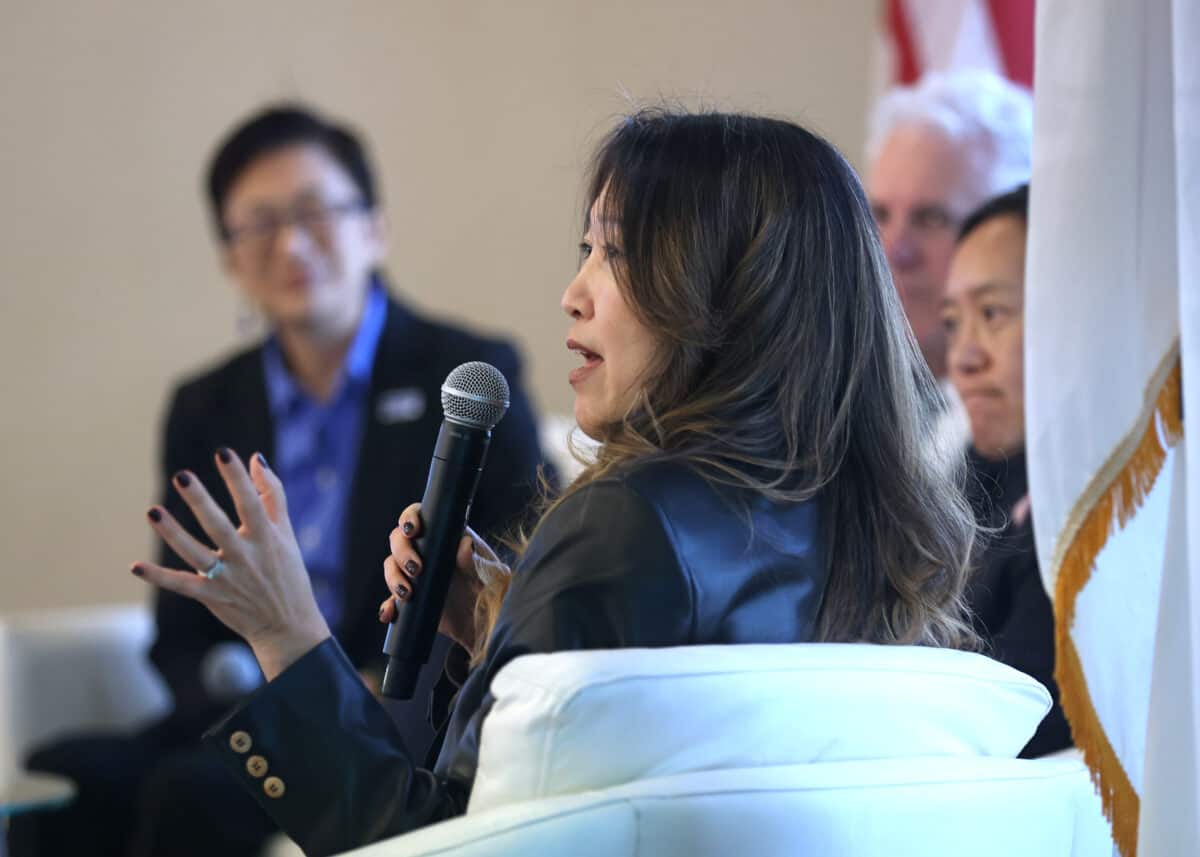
top-left (475, 109), bottom-right (977, 657)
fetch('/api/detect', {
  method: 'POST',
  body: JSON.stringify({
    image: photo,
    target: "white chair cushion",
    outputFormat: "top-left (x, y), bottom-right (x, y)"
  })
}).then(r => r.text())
top-left (469, 643), bottom-right (1050, 813)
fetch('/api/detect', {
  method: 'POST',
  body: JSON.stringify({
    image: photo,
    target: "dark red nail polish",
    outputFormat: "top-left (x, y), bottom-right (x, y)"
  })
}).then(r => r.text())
top-left (395, 584), bottom-right (409, 599)
top-left (402, 522), bottom-right (414, 536)
top-left (147, 508), bottom-right (162, 523)
top-left (217, 447), bottom-right (232, 464)
top-left (404, 559), bottom-right (419, 576)
top-left (256, 452), bottom-right (269, 470)
top-left (175, 471), bottom-right (191, 487)
top-left (131, 565), bottom-right (145, 577)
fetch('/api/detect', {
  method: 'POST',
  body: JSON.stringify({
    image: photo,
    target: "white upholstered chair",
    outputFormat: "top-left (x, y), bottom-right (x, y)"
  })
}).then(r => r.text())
top-left (1, 606), bottom-right (1111, 856)
top-left (0, 604), bottom-right (170, 781)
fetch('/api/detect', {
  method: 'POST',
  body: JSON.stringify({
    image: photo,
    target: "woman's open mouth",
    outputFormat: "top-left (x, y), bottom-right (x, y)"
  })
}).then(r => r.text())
top-left (567, 339), bottom-right (603, 385)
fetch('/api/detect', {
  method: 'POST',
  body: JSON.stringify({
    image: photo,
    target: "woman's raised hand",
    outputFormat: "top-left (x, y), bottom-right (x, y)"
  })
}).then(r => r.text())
top-left (133, 448), bottom-right (330, 681)
top-left (378, 503), bottom-right (510, 653)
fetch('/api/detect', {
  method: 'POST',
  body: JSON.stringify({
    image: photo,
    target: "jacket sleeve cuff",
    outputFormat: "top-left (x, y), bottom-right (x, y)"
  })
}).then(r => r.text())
top-left (201, 638), bottom-right (406, 852)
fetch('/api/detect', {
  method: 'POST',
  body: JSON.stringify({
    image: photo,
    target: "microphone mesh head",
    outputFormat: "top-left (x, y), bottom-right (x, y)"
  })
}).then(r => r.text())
top-left (441, 362), bottom-right (510, 429)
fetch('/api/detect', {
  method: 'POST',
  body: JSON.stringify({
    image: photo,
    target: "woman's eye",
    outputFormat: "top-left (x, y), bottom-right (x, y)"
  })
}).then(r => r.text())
top-left (941, 315), bottom-right (959, 335)
top-left (604, 244), bottom-right (623, 260)
top-left (578, 242), bottom-right (593, 261)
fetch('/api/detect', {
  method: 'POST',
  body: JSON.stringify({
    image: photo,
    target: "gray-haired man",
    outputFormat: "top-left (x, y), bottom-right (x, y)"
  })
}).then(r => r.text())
top-left (866, 69), bottom-right (1032, 380)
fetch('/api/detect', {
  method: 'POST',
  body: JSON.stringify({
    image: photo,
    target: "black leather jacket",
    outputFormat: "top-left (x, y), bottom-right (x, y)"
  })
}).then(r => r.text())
top-left (204, 459), bottom-right (829, 856)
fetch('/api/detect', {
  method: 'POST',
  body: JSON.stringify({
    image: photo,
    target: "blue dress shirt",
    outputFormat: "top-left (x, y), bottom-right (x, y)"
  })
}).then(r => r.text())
top-left (260, 285), bottom-right (388, 630)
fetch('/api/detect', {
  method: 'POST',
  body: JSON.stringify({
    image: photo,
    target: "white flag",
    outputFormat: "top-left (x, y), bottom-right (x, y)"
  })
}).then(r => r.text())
top-left (1026, 1), bottom-right (1199, 855)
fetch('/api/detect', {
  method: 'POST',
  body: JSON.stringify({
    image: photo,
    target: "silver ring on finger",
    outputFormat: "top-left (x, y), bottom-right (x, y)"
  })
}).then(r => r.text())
top-left (202, 557), bottom-right (227, 580)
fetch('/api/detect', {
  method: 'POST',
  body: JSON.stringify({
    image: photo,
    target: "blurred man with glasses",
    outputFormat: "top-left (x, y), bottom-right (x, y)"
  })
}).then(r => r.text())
top-left (11, 104), bottom-right (553, 857)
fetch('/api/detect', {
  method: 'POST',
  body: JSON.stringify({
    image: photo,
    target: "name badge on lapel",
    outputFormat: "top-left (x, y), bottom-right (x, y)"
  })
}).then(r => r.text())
top-left (376, 388), bottom-right (427, 424)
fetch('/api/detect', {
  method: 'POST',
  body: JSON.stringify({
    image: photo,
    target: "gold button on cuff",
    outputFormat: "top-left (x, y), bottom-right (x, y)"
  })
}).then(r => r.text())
top-left (246, 755), bottom-right (268, 778)
top-left (229, 731), bottom-right (252, 754)
top-left (263, 776), bottom-right (286, 799)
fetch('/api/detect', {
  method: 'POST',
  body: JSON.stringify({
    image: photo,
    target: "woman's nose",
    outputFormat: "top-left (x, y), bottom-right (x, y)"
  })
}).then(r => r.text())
top-left (561, 270), bottom-right (591, 320)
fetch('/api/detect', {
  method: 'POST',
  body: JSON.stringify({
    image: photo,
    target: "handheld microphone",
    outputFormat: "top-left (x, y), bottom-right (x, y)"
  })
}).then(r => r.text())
top-left (380, 361), bottom-right (510, 699)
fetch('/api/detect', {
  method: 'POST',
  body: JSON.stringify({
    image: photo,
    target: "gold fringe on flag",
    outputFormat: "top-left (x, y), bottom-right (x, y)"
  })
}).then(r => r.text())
top-left (1051, 346), bottom-right (1184, 857)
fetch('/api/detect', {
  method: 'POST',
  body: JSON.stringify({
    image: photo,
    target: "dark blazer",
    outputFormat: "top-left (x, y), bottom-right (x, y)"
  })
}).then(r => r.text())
top-left (204, 459), bottom-right (830, 856)
top-left (150, 291), bottom-right (551, 752)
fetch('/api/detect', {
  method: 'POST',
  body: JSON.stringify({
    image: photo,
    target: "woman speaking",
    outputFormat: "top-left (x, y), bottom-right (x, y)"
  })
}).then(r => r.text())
top-left (132, 109), bottom-right (978, 856)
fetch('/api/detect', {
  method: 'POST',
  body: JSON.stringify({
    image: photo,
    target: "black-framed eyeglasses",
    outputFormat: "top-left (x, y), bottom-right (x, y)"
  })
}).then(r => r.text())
top-left (222, 198), bottom-right (369, 248)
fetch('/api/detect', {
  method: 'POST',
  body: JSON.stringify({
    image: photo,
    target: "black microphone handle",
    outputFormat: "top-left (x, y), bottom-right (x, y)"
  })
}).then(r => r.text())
top-left (380, 420), bottom-right (491, 699)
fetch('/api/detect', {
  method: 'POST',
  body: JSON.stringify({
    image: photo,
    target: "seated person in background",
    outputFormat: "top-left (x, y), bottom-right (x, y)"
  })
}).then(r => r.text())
top-left (11, 104), bottom-right (552, 857)
top-left (941, 184), bottom-right (1072, 757)
top-left (132, 108), bottom-right (982, 857)
top-left (865, 70), bottom-right (1033, 463)
top-left (866, 69), bottom-right (1032, 381)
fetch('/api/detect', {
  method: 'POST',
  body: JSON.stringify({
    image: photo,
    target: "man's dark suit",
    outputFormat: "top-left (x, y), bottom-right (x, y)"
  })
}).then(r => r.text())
top-left (11, 290), bottom-right (551, 857)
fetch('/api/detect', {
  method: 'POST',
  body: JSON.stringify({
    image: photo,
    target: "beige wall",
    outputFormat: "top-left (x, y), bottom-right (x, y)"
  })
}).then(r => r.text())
top-left (0, 1), bottom-right (877, 613)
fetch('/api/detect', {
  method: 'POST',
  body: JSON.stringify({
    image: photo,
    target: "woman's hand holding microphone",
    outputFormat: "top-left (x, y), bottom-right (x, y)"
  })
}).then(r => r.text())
top-left (378, 503), bottom-right (510, 654)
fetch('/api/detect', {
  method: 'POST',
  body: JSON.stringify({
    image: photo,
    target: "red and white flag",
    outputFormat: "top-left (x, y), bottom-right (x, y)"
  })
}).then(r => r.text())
top-left (881, 0), bottom-right (1034, 86)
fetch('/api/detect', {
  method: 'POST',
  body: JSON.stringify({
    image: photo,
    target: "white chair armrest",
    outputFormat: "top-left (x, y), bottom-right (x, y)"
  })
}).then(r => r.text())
top-left (0, 603), bottom-right (171, 774)
top-left (330, 757), bottom-right (1109, 857)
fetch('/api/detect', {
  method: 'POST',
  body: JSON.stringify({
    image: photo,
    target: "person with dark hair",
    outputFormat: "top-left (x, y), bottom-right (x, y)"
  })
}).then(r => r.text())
top-left (10, 103), bottom-right (552, 857)
top-left (941, 184), bottom-right (1071, 757)
top-left (866, 71), bottom-right (1034, 469)
top-left (866, 70), bottom-right (1032, 381)
top-left (131, 108), bottom-right (981, 857)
